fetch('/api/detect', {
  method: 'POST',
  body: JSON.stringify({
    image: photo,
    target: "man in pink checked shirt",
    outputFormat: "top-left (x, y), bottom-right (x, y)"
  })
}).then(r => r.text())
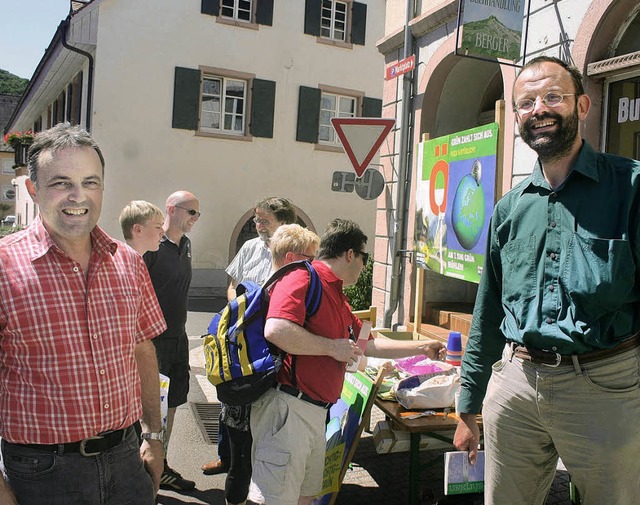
top-left (0, 123), bottom-right (167, 505)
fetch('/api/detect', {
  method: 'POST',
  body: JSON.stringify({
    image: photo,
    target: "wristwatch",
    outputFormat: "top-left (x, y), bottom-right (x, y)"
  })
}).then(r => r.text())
top-left (141, 431), bottom-right (164, 444)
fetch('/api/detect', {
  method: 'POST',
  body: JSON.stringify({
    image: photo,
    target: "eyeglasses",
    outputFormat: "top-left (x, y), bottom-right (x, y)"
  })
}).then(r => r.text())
top-left (355, 250), bottom-right (369, 264)
top-left (298, 253), bottom-right (315, 261)
top-left (174, 205), bottom-right (201, 218)
top-left (253, 217), bottom-right (272, 226)
top-left (514, 92), bottom-right (576, 114)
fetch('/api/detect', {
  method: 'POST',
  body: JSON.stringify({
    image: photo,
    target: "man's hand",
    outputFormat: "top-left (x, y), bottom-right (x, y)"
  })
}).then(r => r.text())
top-left (418, 339), bottom-right (447, 361)
top-left (0, 475), bottom-right (18, 505)
top-left (453, 413), bottom-right (481, 464)
top-left (330, 338), bottom-right (364, 365)
top-left (140, 439), bottom-right (164, 495)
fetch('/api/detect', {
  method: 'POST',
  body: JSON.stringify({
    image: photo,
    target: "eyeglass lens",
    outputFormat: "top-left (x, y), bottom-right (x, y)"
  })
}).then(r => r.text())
top-left (175, 205), bottom-right (201, 217)
top-left (516, 92), bottom-right (570, 113)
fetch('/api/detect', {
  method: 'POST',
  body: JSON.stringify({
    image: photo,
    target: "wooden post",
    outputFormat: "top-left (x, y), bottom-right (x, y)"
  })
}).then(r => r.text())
top-left (413, 266), bottom-right (424, 340)
top-left (494, 99), bottom-right (506, 199)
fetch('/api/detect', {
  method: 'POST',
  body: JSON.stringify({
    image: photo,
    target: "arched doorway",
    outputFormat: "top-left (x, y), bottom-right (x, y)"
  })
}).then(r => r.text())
top-left (228, 205), bottom-right (315, 261)
top-left (233, 215), bottom-right (311, 255)
top-left (573, 0), bottom-right (640, 154)
top-left (601, 11), bottom-right (640, 159)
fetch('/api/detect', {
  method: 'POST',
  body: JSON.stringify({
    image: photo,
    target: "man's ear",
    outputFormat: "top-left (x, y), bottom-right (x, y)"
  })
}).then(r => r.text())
top-left (345, 248), bottom-right (355, 263)
top-left (577, 93), bottom-right (591, 121)
top-left (25, 179), bottom-right (37, 202)
top-left (285, 251), bottom-right (295, 263)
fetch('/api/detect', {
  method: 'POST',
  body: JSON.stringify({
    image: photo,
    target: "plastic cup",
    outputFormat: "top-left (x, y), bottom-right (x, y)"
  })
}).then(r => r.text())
top-left (446, 331), bottom-right (463, 366)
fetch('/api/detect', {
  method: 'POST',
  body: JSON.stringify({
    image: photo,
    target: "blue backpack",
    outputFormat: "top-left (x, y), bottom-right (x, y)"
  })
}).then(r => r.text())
top-left (203, 260), bottom-right (322, 405)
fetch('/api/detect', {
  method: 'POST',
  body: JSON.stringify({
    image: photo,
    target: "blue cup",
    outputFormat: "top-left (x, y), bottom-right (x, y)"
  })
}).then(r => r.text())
top-left (446, 331), bottom-right (463, 366)
top-left (447, 331), bottom-right (462, 352)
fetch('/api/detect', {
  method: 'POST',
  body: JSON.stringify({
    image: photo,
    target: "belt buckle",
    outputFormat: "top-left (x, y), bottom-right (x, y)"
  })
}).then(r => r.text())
top-left (540, 350), bottom-right (562, 368)
top-left (79, 435), bottom-right (103, 457)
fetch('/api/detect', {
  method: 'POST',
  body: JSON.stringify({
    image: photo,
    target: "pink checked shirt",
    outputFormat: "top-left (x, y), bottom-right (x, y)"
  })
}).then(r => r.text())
top-left (0, 218), bottom-right (167, 444)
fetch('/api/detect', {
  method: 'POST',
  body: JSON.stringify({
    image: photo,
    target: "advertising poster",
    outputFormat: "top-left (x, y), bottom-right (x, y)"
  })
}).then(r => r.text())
top-left (414, 123), bottom-right (498, 284)
top-left (312, 371), bottom-right (378, 505)
top-left (459, 0), bottom-right (526, 62)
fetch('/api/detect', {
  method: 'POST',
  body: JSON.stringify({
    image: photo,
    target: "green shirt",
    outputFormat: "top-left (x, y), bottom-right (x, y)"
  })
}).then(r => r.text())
top-left (459, 142), bottom-right (640, 413)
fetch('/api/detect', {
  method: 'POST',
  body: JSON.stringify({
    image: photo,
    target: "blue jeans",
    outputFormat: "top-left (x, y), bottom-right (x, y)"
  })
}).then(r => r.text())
top-left (483, 343), bottom-right (640, 505)
top-left (0, 427), bottom-right (154, 505)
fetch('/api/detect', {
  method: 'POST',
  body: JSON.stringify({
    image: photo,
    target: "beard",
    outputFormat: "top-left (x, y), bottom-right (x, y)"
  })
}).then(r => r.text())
top-left (258, 228), bottom-right (271, 244)
top-left (519, 106), bottom-right (579, 162)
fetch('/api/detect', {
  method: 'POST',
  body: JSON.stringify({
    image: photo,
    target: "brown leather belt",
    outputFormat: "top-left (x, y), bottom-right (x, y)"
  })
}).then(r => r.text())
top-left (511, 333), bottom-right (640, 367)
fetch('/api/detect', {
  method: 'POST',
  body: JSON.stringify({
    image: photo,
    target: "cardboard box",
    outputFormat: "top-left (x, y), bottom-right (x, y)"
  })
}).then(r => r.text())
top-left (372, 420), bottom-right (455, 454)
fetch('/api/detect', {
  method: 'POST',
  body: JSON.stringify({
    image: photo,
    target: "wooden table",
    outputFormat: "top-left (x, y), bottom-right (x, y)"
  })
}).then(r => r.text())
top-left (374, 398), bottom-right (482, 505)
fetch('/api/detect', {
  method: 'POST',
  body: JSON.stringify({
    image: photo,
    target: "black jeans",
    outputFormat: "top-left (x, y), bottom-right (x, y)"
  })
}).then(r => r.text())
top-left (1, 427), bottom-right (154, 505)
top-left (225, 425), bottom-right (253, 504)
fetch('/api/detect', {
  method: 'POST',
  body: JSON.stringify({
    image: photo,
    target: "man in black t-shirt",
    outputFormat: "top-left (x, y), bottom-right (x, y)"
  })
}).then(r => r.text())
top-left (144, 190), bottom-right (200, 492)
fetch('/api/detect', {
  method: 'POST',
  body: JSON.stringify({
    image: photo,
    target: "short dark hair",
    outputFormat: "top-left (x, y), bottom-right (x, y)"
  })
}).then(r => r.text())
top-left (512, 56), bottom-right (585, 109)
top-left (255, 197), bottom-right (296, 224)
top-left (27, 123), bottom-right (105, 188)
top-left (317, 218), bottom-right (367, 260)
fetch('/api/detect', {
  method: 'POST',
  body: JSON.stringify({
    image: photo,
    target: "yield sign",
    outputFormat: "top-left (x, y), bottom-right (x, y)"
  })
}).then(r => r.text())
top-left (331, 117), bottom-right (395, 177)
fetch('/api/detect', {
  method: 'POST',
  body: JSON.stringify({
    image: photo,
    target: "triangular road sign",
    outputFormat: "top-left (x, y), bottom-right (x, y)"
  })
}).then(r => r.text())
top-left (331, 117), bottom-right (395, 177)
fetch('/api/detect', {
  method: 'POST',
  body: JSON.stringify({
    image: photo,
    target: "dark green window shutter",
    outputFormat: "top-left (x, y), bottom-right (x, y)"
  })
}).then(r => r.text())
top-left (362, 97), bottom-right (382, 118)
top-left (256, 0), bottom-right (274, 26)
top-left (304, 0), bottom-right (322, 36)
top-left (296, 86), bottom-right (321, 143)
top-left (351, 2), bottom-right (367, 45)
top-left (250, 79), bottom-right (276, 138)
top-left (172, 67), bottom-right (201, 130)
top-left (201, 0), bottom-right (219, 16)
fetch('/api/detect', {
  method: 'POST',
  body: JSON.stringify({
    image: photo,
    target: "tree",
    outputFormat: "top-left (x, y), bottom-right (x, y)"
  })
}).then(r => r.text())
top-left (344, 257), bottom-right (373, 311)
top-left (0, 203), bottom-right (11, 218)
top-left (0, 69), bottom-right (28, 96)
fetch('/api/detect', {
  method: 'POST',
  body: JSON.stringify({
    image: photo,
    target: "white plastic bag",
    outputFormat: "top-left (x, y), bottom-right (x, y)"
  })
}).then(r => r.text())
top-left (394, 367), bottom-right (460, 410)
top-left (159, 373), bottom-right (170, 452)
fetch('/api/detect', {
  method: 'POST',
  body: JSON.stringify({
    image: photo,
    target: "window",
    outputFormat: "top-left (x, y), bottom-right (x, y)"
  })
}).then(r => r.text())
top-left (321, 1), bottom-right (347, 41)
top-left (172, 66), bottom-right (276, 139)
top-left (296, 85), bottom-right (382, 145)
top-left (304, 0), bottom-right (367, 46)
top-left (201, 76), bottom-right (247, 135)
top-left (200, 0), bottom-right (273, 27)
top-left (319, 92), bottom-right (356, 144)
top-left (2, 159), bottom-right (13, 175)
top-left (221, 0), bottom-right (252, 22)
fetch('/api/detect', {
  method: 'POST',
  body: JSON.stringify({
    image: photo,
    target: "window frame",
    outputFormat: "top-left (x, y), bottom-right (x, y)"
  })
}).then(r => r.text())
top-left (197, 66), bottom-right (255, 141)
top-left (317, 0), bottom-right (354, 49)
top-left (316, 84), bottom-right (363, 151)
top-left (220, 0), bottom-right (253, 22)
top-left (216, 0), bottom-right (259, 30)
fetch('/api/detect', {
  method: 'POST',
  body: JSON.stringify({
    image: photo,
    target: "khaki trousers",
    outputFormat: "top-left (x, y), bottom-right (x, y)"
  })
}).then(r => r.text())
top-left (482, 344), bottom-right (640, 505)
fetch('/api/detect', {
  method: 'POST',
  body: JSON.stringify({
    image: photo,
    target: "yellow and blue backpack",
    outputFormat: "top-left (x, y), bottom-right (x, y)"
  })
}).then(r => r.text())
top-left (204, 260), bottom-right (322, 405)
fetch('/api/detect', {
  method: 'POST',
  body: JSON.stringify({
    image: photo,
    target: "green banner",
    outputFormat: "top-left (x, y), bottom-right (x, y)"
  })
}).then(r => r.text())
top-left (415, 123), bottom-right (499, 284)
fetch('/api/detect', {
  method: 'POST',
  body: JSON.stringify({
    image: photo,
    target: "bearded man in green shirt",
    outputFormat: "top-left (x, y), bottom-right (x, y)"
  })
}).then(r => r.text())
top-left (453, 56), bottom-right (640, 504)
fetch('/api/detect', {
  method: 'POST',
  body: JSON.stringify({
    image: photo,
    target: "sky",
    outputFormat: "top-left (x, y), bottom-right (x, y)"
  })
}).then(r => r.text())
top-left (0, 0), bottom-right (71, 79)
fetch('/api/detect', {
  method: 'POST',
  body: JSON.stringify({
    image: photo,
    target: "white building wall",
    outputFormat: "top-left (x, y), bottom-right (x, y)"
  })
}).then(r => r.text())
top-left (87, 0), bottom-right (385, 290)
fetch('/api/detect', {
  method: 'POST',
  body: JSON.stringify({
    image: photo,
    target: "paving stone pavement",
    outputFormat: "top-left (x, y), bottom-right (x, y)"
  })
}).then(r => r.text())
top-left (157, 311), bottom-right (573, 505)
top-left (333, 406), bottom-right (572, 505)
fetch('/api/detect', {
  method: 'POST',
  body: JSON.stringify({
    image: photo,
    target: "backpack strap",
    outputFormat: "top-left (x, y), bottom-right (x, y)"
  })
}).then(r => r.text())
top-left (263, 260), bottom-right (323, 390)
top-left (263, 260), bottom-right (322, 321)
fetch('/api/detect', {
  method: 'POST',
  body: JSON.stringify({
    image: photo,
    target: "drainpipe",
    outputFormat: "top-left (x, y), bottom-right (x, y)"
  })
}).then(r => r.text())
top-left (383, 0), bottom-right (415, 329)
top-left (62, 20), bottom-right (94, 131)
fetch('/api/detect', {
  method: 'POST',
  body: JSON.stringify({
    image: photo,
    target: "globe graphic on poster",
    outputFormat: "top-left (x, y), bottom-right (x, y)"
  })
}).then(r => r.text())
top-left (451, 169), bottom-right (485, 250)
